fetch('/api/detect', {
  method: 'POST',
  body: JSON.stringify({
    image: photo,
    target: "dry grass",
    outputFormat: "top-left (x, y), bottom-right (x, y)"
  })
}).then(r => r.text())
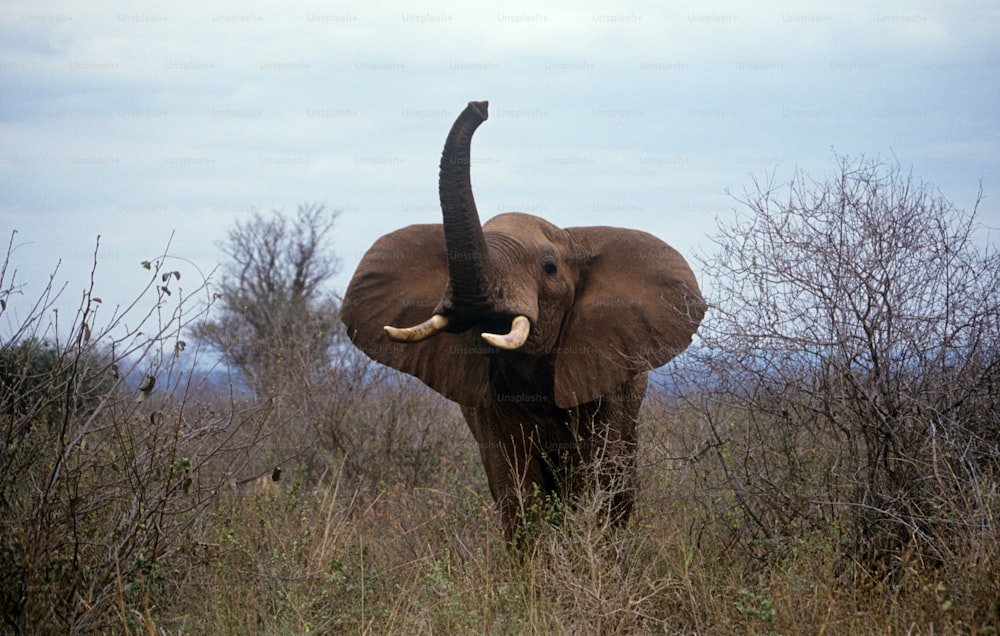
top-left (4, 371), bottom-right (998, 634)
top-left (123, 395), bottom-right (994, 635)
top-left (3, 235), bottom-right (997, 634)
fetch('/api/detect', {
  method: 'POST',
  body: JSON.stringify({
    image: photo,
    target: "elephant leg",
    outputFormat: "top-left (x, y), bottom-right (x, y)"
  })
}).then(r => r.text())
top-left (491, 444), bottom-right (553, 543)
top-left (597, 411), bottom-right (638, 526)
top-left (568, 423), bottom-right (636, 527)
top-left (463, 407), bottom-right (554, 542)
top-left (570, 373), bottom-right (645, 526)
top-left (605, 374), bottom-right (645, 525)
top-left (606, 436), bottom-right (637, 526)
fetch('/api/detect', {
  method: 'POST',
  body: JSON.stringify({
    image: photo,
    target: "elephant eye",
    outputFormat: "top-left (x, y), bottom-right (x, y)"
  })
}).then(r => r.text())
top-left (542, 261), bottom-right (558, 276)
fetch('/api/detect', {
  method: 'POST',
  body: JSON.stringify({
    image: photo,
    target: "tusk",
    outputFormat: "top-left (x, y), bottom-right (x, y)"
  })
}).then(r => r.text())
top-left (384, 314), bottom-right (450, 342)
top-left (481, 315), bottom-right (530, 350)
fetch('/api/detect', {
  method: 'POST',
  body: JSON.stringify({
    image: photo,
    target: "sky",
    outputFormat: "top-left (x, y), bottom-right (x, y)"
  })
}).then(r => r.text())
top-left (1, 0), bottom-right (998, 340)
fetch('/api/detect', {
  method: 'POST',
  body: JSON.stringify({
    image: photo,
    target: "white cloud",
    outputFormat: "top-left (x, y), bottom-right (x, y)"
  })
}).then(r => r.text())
top-left (1, 0), bottom-right (997, 334)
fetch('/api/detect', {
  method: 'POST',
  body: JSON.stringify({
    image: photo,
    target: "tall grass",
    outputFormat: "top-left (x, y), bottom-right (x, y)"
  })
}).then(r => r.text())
top-left (2, 234), bottom-right (997, 634)
top-left (154, 399), bottom-right (999, 634)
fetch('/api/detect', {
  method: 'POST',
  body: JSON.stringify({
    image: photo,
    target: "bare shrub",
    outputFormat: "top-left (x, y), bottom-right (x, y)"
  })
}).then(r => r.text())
top-left (252, 349), bottom-right (471, 492)
top-left (534, 490), bottom-right (684, 633)
top-left (193, 204), bottom-right (341, 398)
top-left (191, 207), bottom-right (472, 491)
top-left (664, 156), bottom-right (1000, 572)
top-left (0, 234), bottom-right (272, 633)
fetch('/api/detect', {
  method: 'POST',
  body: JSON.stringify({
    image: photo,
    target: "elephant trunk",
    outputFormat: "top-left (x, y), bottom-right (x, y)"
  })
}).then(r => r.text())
top-left (439, 101), bottom-right (492, 310)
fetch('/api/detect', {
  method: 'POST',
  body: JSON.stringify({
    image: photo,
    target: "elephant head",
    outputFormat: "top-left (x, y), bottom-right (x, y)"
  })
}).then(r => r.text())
top-left (341, 101), bottom-right (705, 411)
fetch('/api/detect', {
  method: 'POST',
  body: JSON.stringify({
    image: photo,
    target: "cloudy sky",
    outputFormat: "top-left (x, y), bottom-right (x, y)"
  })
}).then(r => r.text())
top-left (2, 0), bottom-right (998, 337)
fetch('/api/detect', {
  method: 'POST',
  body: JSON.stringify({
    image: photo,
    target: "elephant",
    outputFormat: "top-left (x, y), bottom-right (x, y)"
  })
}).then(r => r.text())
top-left (341, 101), bottom-right (705, 541)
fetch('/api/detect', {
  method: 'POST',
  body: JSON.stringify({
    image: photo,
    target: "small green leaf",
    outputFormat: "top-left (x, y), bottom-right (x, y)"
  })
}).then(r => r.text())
top-left (141, 260), bottom-right (151, 270)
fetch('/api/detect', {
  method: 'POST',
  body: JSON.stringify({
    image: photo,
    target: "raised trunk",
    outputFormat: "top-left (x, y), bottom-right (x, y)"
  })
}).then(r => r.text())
top-left (439, 101), bottom-right (492, 309)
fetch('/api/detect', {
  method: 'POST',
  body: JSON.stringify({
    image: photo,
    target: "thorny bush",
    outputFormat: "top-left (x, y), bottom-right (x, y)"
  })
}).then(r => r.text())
top-left (663, 156), bottom-right (1000, 585)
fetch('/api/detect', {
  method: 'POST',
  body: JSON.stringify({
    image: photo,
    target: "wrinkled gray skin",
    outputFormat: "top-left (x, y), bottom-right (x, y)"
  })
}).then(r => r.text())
top-left (341, 101), bottom-right (705, 541)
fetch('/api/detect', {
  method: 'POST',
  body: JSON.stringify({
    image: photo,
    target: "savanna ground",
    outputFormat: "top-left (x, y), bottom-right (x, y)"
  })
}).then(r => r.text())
top-left (3, 158), bottom-right (999, 633)
top-left (7, 358), bottom-right (997, 635)
top-left (3, 273), bottom-right (997, 635)
top-left (164, 393), bottom-right (1000, 636)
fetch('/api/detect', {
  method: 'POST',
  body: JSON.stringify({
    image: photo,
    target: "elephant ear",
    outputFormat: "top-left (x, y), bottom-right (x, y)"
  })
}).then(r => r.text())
top-left (340, 224), bottom-right (490, 407)
top-left (554, 227), bottom-right (705, 408)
